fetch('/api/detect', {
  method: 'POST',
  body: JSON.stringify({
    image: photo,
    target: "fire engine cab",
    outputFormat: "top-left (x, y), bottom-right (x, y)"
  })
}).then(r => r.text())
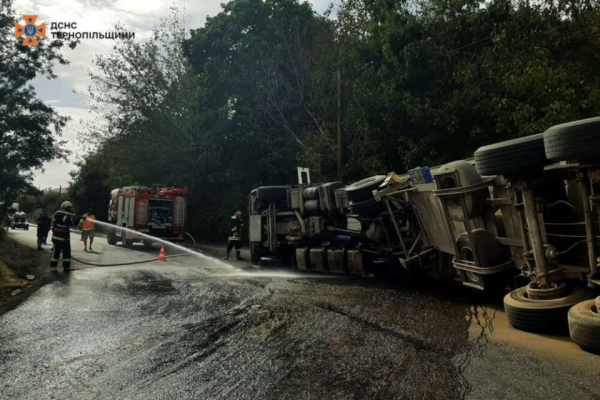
top-left (107, 184), bottom-right (188, 247)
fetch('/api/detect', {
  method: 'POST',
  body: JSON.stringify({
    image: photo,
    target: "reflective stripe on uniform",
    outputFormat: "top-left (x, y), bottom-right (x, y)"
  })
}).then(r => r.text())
top-left (50, 258), bottom-right (58, 262)
top-left (63, 258), bottom-right (70, 262)
top-left (228, 237), bottom-right (241, 241)
top-left (52, 237), bottom-right (65, 241)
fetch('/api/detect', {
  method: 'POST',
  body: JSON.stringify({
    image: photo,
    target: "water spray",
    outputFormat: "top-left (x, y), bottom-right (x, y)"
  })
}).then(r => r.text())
top-left (53, 210), bottom-right (232, 269)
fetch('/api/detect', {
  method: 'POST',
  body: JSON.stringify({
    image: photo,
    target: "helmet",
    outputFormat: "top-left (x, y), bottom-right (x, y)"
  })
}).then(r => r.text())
top-left (235, 210), bottom-right (243, 217)
top-left (61, 201), bottom-right (73, 210)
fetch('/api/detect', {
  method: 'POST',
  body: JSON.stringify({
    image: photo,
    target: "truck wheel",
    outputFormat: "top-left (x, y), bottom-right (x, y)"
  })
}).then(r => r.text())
top-left (474, 133), bottom-right (547, 176)
top-left (544, 116), bottom-right (600, 161)
top-left (250, 243), bottom-right (260, 266)
top-left (345, 175), bottom-right (386, 203)
top-left (437, 161), bottom-right (485, 221)
top-left (253, 186), bottom-right (289, 209)
top-left (504, 285), bottom-right (591, 333)
top-left (568, 299), bottom-right (600, 352)
top-left (349, 198), bottom-right (383, 215)
top-left (107, 233), bottom-right (117, 245)
top-left (121, 231), bottom-right (133, 247)
top-left (456, 229), bottom-right (506, 285)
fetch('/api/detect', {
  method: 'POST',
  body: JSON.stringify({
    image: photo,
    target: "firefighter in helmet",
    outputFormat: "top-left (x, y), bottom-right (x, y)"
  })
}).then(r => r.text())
top-left (50, 201), bottom-right (84, 273)
top-left (225, 210), bottom-right (245, 260)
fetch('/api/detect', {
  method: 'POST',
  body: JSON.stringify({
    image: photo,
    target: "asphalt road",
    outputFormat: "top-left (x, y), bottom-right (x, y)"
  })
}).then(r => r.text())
top-left (1, 228), bottom-right (599, 400)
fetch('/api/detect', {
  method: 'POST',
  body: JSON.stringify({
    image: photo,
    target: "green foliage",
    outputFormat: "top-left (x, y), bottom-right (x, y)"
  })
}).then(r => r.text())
top-left (72, 0), bottom-right (600, 240)
top-left (15, 190), bottom-right (65, 214)
top-left (68, 154), bottom-right (111, 220)
top-left (335, 0), bottom-right (600, 173)
top-left (0, 0), bottom-right (75, 210)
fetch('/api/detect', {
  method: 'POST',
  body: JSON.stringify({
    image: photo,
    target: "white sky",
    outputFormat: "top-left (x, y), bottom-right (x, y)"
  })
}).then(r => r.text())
top-left (13, 0), bottom-right (331, 190)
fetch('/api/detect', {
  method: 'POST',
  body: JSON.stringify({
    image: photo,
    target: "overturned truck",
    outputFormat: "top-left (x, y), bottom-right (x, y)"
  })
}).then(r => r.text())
top-left (249, 116), bottom-right (600, 352)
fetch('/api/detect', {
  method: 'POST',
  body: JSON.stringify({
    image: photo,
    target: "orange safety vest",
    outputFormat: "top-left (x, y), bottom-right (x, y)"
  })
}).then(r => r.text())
top-left (82, 214), bottom-right (96, 230)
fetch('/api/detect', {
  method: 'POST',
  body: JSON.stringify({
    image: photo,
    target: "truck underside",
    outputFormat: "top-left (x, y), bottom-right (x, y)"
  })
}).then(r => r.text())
top-left (249, 116), bottom-right (600, 352)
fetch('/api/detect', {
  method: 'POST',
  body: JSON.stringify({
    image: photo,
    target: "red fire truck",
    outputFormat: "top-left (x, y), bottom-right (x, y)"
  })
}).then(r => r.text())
top-left (106, 184), bottom-right (188, 247)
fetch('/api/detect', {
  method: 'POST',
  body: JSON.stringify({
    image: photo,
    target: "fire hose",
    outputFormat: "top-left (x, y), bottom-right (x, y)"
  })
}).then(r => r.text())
top-left (70, 232), bottom-right (200, 267)
top-left (30, 222), bottom-right (202, 268)
top-left (70, 253), bottom-right (192, 267)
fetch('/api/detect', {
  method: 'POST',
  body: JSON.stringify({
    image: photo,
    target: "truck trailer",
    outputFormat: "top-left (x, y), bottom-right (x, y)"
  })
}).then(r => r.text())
top-left (249, 116), bottom-right (600, 352)
top-left (106, 184), bottom-right (188, 247)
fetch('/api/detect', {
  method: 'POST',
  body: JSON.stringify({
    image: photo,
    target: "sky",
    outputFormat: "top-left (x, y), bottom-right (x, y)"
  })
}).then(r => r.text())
top-left (13, 0), bottom-right (331, 190)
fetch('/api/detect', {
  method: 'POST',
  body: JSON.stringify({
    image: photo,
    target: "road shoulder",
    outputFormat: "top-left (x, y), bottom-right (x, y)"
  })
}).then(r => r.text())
top-left (0, 233), bottom-right (52, 315)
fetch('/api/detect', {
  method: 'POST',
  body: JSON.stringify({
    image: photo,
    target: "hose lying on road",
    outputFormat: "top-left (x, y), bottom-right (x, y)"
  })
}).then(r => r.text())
top-left (70, 253), bottom-right (192, 267)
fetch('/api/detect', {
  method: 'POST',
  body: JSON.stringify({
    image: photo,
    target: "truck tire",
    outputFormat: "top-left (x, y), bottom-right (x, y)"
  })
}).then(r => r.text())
top-left (544, 117), bottom-right (600, 161)
top-left (107, 228), bottom-right (118, 245)
top-left (437, 161), bottom-right (485, 221)
top-left (345, 175), bottom-right (386, 203)
top-left (251, 243), bottom-right (260, 266)
top-left (568, 299), bottom-right (600, 352)
top-left (121, 230), bottom-right (133, 247)
top-left (504, 285), bottom-right (591, 333)
top-left (474, 133), bottom-right (547, 176)
top-left (107, 233), bottom-right (117, 245)
top-left (349, 198), bottom-right (383, 215)
top-left (254, 186), bottom-right (288, 207)
top-left (456, 229), bottom-right (506, 285)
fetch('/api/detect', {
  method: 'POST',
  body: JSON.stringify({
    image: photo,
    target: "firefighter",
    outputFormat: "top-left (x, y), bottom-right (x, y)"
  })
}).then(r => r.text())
top-left (225, 210), bottom-right (245, 260)
top-left (50, 201), bottom-right (84, 273)
top-left (80, 208), bottom-right (96, 251)
top-left (35, 208), bottom-right (51, 250)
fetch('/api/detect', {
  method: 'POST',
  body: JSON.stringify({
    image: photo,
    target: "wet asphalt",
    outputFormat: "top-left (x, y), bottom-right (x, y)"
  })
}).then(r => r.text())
top-left (1, 229), bottom-right (599, 400)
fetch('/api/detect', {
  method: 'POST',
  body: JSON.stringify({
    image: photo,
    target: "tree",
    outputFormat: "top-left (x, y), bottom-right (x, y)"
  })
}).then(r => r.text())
top-left (82, 11), bottom-right (217, 233)
top-left (334, 0), bottom-right (600, 175)
top-left (78, 3), bottom-right (334, 239)
top-left (0, 0), bottom-right (75, 210)
top-left (74, 0), bottom-right (600, 240)
top-left (68, 153), bottom-right (111, 220)
top-left (184, 0), bottom-right (334, 178)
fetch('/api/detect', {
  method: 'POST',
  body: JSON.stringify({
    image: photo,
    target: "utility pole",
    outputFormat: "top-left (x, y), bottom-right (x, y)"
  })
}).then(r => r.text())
top-left (337, 68), bottom-right (343, 182)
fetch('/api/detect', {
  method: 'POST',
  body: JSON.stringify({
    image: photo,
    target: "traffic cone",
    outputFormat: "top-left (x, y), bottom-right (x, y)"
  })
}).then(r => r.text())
top-left (157, 245), bottom-right (167, 262)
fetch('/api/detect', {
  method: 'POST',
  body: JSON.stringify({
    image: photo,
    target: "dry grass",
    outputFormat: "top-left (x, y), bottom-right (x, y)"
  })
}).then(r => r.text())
top-left (0, 236), bottom-right (41, 305)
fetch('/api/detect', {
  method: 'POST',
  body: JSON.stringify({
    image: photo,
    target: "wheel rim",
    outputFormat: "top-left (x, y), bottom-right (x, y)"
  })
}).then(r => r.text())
top-left (526, 281), bottom-right (567, 300)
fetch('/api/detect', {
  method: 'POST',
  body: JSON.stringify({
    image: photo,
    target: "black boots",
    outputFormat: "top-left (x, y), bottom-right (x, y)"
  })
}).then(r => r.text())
top-left (225, 250), bottom-right (244, 261)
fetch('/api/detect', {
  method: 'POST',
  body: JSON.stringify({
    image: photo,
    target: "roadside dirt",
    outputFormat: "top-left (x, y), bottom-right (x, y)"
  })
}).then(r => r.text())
top-left (0, 235), bottom-right (48, 315)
